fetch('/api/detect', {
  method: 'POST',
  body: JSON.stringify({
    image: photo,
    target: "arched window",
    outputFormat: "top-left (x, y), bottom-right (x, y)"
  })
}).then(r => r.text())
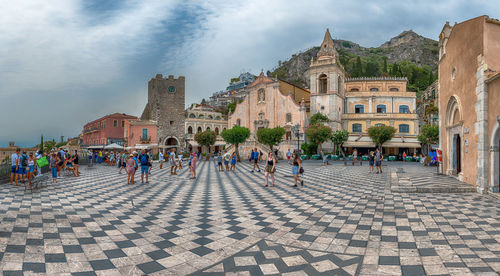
top-left (236, 119), bottom-right (241, 126)
top-left (215, 116), bottom-right (221, 120)
top-left (376, 104), bottom-right (386, 113)
top-left (197, 127), bottom-right (202, 133)
top-left (187, 126), bottom-right (193, 134)
top-left (354, 105), bottom-right (364, 114)
top-left (258, 89), bottom-right (265, 101)
top-left (319, 74), bottom-right (327, 94)
top-left (286, 113), bottom-right (292, 123)
top-left (215, 127), bottom-right (219, 135)
top-left (198, 114), bottom-right (204, 119)
top-left (208, 115), bottom-right (213, 119)
top-left (352, 124), bottom-right (362, 133)
top-left (350, 88), bottom-right (359, 92)
top-left (375, 123), bottom-right (385, 127)
top-left (189, 113), bottom-right (196, 118)
top-left (389, 87), bottom-right (399, 92)
top-left (206, 127), bottom-right (211, 131)
top-left (223, 128), bottom-right (227, 131)
top-left (399, 105), bottom-right (409, 113)
top-left (399, 124), bottom-right (410, 133)
top-left (370, 87), bottom-right (379, 92)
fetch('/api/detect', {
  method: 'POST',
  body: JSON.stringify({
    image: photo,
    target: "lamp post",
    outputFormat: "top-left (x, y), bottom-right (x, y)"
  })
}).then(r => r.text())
top-left (292, 124), bottom-right (301, 154)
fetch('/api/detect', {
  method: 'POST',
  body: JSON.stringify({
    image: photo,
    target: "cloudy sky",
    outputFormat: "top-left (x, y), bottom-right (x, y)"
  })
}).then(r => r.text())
top-left (1, 0), bottom-right (498, 147)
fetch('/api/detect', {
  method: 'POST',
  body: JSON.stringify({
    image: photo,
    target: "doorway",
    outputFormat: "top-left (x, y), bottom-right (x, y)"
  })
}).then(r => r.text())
top-left (453, 134), bottom-right (461, 174)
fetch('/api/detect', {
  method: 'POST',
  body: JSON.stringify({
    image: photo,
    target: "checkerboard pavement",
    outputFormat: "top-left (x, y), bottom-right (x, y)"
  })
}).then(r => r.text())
top-left (1, 161), bottom-right (500, 275)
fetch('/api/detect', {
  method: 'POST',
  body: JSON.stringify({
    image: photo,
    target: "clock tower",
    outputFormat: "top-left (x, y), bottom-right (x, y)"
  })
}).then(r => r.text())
top-left (141, 74), bottom-right (186, 150)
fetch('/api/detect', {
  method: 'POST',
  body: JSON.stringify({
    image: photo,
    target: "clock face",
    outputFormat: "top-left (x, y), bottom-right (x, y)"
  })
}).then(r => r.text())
top-left (168, 86), bottom-right (176, 93)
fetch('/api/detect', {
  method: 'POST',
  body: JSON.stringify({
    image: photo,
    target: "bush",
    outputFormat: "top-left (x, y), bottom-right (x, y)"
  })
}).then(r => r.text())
top-left (301, 143), bottom-right (317, 156)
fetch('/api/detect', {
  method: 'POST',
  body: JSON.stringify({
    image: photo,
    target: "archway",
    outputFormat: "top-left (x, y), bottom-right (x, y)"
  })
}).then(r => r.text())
top-left (490, 119), bottom-right (500, 192)
top-left (163, 136), bottom-right (179, 155)
top-left (445, 96), bottom-right (463, 177)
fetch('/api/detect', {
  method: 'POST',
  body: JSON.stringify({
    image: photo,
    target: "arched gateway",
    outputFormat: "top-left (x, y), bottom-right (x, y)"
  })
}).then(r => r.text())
top-left (445, 95), bottom-right (463, 178)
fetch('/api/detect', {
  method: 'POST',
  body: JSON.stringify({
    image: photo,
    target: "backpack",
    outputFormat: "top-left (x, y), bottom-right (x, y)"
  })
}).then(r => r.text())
top-left (140, 154), bottom-right (149, 165)
top-left (21, 154), bottom-right (28, 167)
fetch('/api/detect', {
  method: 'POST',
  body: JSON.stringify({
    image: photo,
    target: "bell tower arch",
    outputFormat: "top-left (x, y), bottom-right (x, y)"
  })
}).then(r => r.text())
top-left (309, 28), bottom-right (345, 131)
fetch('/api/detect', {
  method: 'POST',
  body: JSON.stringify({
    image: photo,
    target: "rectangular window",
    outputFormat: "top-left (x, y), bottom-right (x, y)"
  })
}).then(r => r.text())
top-left (376, 105), bottom-right (386, 113)
top-left (122, 120), bottom-right (125, 127)
top-left (113, 120), bottom-right (117, 127)
top-left (354, 105), bottom-right (364, 114)
top-left (142, 128), bottom-right (148, 140)
top-left (352, 124), bottom-right (362, 133)
top-left (399, 124), bottom-right (410, 133)
top-left (286, 113), bottom-right (292, 123)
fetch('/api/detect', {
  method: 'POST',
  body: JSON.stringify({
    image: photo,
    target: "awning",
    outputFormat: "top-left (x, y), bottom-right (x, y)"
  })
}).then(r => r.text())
top-left (188, 141), bottom-right (199, 147)
top-left (158, 145), bottom-right (179, 149)
top-left (134, 144), bottom-right (158, 149)
top-left (343, 141), bottom-right (376, 148)
top-left (214, 142), bottom-right (226, 146)
top-left (383, 142), bottom-right (421, 148)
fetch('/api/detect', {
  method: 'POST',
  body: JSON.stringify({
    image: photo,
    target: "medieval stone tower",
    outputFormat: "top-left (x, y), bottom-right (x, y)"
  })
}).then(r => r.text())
top-left (141, 74), bottom-right (185, 149)
top-left (309, 29), bottom-right (345, 131)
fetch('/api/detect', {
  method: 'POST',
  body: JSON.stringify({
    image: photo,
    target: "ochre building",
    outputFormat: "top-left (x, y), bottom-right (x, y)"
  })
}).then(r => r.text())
top-left (438, 15), bottom-right (500, 193)
top-left (342, 77), bottom-right (420, 155)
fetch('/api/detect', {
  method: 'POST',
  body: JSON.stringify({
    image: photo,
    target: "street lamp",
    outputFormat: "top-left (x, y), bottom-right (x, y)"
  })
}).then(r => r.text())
top-left (292, 124), bottom-right (301, 154)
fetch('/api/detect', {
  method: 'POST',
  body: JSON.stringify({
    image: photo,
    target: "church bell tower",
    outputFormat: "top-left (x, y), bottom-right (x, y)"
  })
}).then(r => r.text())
top-left (309, 28), bottom-right (345, 131)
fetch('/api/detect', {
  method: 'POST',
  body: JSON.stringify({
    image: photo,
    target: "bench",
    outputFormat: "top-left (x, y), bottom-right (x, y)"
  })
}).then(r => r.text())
top-left (344, 160), bottom-right (363, 166)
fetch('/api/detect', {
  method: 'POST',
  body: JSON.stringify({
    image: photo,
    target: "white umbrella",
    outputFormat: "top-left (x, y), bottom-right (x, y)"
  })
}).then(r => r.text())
top-left (104, 143), bottom-right (123, 150)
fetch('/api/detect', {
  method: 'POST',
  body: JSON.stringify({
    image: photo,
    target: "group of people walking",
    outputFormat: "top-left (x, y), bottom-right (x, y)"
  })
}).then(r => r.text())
top-left (122, 148), bottom-right (199, 184)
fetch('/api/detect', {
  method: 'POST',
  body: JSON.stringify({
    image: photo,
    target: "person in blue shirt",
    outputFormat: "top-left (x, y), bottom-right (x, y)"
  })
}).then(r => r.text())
top-left (217, 152), bottom-right (224, 171)
top-left (10, 148), bottom-right (20, 186)
top-left (251, 148), bottom-right (261, 173)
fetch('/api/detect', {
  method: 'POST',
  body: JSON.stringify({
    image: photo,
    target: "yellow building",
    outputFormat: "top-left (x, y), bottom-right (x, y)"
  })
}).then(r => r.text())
top-left (341, 77), bottom-right (420, 155)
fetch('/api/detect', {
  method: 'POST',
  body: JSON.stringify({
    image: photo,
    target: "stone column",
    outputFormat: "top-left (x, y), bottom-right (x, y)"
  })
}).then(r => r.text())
top-left (475, 59), bottom-right (489, 194)
top-left (369, 97), bottom-right (373, 113)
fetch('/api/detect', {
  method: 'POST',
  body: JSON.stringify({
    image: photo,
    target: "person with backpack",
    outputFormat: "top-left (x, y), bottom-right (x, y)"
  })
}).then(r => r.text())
top-left (292, 153), bottom-right (303, 187)
top-left (251, 148), bottom-right (261, 173)
top-left (18, 151), bottom-right (29, 183)
top-left (138, 149), bottom-right (150, 183)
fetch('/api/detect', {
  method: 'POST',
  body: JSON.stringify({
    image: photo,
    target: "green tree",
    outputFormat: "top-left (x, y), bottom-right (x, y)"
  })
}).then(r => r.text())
top-left (368, 125), bottom-right (396, 151)
top-left (220, 125), bottom-right (250, 161)
top-left (352, 56), bottom-right (363, 77)
top-left (44, 140), bottom-right (57, 152)
top-left (194, 130), bottom-right (217, 159)
top-left (305, 125), bottom-right (332, 156)
top-left (309, 112), bottom-right (330, 126)
top-left (382, 56), bottom-right (388, 74)
top-left (331, 130), bottom-right (349, 158)
top-left (301, 143), bottom-right (317, 156)
top-left (418, 124), bottom-right (439, 154)
top-left (256, 127), bottom-right (286, 151)
top-left (40, 135), bottom-right (44, 153)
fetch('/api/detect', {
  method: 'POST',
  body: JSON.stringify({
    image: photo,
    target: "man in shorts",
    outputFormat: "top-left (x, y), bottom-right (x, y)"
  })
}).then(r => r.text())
top-left (286, 149), bottom-right (291, 164)
top-left (217, 152), bottom-right (224, 171)
top-left (169, 148), bottom-right (177, 175)
top-left (251, 148), bottom-right (261, 173)
top-left (18, 151), bottom-right (28, 183)
top-left (159, 151), bottom-right (164, 169)
top-left (375, 148), bottom-right (383, 174)
top-left (138, 149), bottom-right (150, 183)
top-left (10, 148), bottom-right (20, 185)
top-left (223, 151), bottom-right (230, 171)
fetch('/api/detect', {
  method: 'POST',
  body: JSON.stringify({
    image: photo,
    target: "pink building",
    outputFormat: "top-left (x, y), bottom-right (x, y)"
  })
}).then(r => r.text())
top-left (82, 113), bottom-right (137, 147)
top-left (123, 119), bottom-right (158, 153)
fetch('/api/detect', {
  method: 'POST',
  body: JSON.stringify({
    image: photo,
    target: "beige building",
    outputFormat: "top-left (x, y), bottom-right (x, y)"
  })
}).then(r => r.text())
top-left (438, 15), bottom-right (500, 193)
top-left (228, 72), bottom-right (309, 157)
top-left (417, 80), bottom-right (439, 129)
top-left (0, 142), bottom-right (38, 164)
top-left (341, 77), bottom-right (420, 155)
top-left (186, 104), bottom-right (228, 153)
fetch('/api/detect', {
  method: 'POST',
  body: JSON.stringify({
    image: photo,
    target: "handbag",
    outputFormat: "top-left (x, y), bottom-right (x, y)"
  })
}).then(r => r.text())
top-left (299, 167), bottom-right (304, 174)
top-left (36, 156), bottom-right (49, 168)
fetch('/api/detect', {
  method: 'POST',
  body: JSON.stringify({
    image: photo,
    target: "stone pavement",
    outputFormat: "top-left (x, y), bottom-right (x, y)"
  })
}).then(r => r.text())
top-left (389, 164), bottom-right (477, 193)
top-left (1, 160), bottom-right (500, 275)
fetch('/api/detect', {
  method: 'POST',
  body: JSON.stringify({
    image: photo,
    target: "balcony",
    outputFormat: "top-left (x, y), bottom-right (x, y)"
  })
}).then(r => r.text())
top-left (342, 112), bottom-right (418, 120)
top-left (140, 136), bottom-right (151, 143)
top-left (83, 127), bottom-right (100, 134)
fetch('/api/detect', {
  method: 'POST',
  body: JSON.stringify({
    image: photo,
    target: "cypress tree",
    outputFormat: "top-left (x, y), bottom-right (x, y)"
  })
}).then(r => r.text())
top-left (382, 57), bottom-right (388, 74)
top-left (40, 135), bottom-right (44, 152)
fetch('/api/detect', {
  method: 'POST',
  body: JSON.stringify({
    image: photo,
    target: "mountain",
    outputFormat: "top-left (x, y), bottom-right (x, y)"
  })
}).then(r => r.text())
top-left (269, 30), bottom-right (438, 91)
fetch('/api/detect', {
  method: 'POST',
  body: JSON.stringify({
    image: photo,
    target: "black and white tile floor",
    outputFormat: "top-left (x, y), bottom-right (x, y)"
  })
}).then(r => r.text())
top-left (1, 161), bottom-right (500, 275)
